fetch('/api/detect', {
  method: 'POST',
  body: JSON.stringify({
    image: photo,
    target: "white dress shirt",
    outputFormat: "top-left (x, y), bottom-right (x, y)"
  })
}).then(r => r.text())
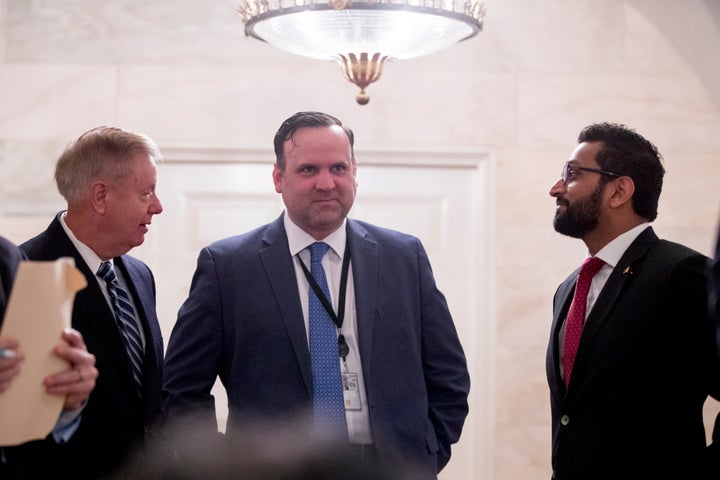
top-left (284, 214), bottom-right (373, 444)
top-left (559, 222), bottom-right (651, 378)
top-left (59, 212), bottom-right (145, 350)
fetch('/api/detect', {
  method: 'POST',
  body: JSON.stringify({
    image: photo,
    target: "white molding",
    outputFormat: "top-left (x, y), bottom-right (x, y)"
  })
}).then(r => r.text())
top-left (161, 145), bottom-right (492, 168)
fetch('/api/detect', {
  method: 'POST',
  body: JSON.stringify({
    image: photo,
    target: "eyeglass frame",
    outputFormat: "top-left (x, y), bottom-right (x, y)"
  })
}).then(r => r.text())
top-left (561, 162), bottom-right (621, 184)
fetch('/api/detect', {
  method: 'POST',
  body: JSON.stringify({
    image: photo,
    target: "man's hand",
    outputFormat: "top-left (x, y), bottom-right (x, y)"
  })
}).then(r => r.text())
top-left (44, 328), bottom-right (98, 411)
top-left (0, 337), bottom-right (23, 393)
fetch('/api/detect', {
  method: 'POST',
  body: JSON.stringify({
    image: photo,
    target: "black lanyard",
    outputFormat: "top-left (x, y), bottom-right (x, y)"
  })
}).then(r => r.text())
top-left (299, 239), bottom-right (351, 360)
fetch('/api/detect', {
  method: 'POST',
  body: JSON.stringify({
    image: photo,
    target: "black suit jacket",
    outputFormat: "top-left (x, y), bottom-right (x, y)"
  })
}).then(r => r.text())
top-left (0, 237), bottom-right (30, 479)
top-left (0, 235), bottom-right (23, 318)
top-left (546, 227), bottom-right (720, 480)
top-left (163, 215), bottom-right (470, 477)
top-left (709, 224), bottom-right (720, 473)
top-left (19, 214), bottom-right (164, 479)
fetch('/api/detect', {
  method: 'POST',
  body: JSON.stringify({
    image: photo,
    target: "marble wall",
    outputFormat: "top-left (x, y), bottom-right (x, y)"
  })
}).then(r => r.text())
top-left (1, 0), bottom-right (719, 478)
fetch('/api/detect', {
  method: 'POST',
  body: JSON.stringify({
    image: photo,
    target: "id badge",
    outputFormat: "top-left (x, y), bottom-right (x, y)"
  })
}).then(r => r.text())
top-left (342, 372), bottom-right (362, 411)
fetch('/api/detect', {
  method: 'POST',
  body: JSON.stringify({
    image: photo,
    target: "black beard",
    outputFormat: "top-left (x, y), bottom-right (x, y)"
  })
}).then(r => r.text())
top-left (553, 184), bottom-right (604, 238)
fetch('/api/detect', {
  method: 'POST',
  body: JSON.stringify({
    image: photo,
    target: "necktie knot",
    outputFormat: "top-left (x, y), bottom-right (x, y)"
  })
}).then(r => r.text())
top-left (97, 261), bottom-right (117, 283)
top-left (580, 257), bottom-right (605, 279)
top-left (310, 242), bottom-right (330, 264)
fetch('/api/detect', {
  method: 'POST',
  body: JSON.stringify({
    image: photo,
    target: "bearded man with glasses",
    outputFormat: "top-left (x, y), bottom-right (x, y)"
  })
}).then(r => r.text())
top-left (545, 122), bottom-right (720, 480)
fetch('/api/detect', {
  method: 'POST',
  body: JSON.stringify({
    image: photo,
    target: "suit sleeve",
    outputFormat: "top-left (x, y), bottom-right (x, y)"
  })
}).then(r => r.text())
top-left (163, 247), bottom-right (225, 433)
top-left (710, 227), bottom-right (720, 340)
top-left (416, 239), bottom-right (471, 471)
top-left (0, 236), bottom-right (24, 320)
top-left (710, 227), bottom-right (720, 453)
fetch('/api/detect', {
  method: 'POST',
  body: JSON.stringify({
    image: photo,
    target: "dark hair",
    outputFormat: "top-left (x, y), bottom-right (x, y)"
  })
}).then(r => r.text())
top-left (273, 111), bottom-right (355, 170)
top-left (578, 122), bottom-right (664, 221)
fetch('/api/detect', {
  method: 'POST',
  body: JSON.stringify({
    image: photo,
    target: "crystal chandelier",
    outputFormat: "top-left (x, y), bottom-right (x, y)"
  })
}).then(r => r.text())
top-left (238, 0), bottom-right (485, 105)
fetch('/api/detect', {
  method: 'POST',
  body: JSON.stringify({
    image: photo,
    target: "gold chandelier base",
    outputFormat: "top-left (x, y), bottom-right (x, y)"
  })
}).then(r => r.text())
top-left (338, 52), bottom-right (389, 105)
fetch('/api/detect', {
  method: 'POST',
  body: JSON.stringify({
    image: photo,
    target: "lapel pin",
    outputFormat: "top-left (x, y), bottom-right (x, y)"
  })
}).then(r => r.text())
top-left (622, 266), bottom-right (633, 276)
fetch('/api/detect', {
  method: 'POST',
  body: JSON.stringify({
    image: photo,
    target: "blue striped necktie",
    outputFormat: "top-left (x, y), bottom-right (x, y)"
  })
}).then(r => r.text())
top-left (97, 261), bottom-right (144, 394)
top-left (308, 242), bottom-right (348, 439)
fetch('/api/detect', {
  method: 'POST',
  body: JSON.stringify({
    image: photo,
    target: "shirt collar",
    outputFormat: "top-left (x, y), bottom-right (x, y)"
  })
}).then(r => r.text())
top-left (593, 222), bottom-right (651, 268)
top-left (283, 213), bottom-right (347, 260)
top-left (59, 211), bottom-right (109, 276)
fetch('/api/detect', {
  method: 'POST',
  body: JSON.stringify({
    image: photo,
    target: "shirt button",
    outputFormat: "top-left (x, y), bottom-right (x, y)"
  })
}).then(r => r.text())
top-left (560, 415), bottom-right (570, 426)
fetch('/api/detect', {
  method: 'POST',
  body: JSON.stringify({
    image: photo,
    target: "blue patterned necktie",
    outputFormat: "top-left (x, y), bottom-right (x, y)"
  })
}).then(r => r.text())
top-left (308, 242), bottom-right (347, 439)
top-left (97, 261), bottom-right (144, 394)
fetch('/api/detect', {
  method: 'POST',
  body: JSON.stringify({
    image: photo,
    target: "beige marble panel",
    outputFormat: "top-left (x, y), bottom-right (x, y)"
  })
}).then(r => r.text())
top-left (624, 2), bottom-right (696, 76)
top-left (626, 0), bottom-right (720, 110)
top-left (404, 0), bottom-right (627, 77)
top-left (495, 146), bottom-right (570, 230)
top-left (517, 73), bottom-right (720, 152)
top-left (495, 264), bottom-right (557, 348)
top-left (0, 65), bottom-right (116, 139)
top-left (2, 139), bottom-right (65, 215)
top-left (482, 0), bottom-right (625, 74)
top-left (348, 68), bottom-right (517, 147)
top-left (494, 343), bottom-right (552, 480)
top-left (4, 0), bottom-right (254, 65)
top-left (114, 61), bottom-right (379, 145)
top-left (0, 0), bottom-right (7, 62)
top-left (656, 152), bottom-right (720, 232)
top-left (114, 62), bottom-right (518, 149)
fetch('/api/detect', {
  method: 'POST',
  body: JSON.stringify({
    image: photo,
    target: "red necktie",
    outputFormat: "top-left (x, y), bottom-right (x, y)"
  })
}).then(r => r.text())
top-left (562, 257), bottom-right (605, 386)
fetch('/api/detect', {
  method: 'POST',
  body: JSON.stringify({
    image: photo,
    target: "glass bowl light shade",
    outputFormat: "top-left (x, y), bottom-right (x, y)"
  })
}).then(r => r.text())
top-left (238, 0), bottom-right (485, 104)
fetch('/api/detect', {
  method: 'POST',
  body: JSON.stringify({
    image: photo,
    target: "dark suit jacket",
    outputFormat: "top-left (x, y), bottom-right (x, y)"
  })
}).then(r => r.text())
top-left (0, 236), bottom-right (25, 478)
top-left (19, 214), bottom-right (164, 479)
top-left (709, 224), bottom-right (720, 473)
top-left (0, 235), bottom-right (23, 317)
top-left (546, 227), bottom-right (720, 480)
top-left (163, 214), bottom-right (470, 477)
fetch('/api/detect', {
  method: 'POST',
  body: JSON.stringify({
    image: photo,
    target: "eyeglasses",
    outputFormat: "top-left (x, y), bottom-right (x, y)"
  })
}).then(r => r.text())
top-left (561, 162), bottom-right (620, 184)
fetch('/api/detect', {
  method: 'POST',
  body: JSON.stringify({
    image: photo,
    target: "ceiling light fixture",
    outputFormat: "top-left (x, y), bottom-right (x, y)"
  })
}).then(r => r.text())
top-left (238, 0), bottom-right (485, 105)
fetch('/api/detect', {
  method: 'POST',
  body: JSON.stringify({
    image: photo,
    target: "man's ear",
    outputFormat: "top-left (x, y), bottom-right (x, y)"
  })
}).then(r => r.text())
top-left (272, 164), bottom-right (283, 194)
top-left (91, 181), bottom-right (109, 214)
top-left (608, 176), bottom-right (635, 209)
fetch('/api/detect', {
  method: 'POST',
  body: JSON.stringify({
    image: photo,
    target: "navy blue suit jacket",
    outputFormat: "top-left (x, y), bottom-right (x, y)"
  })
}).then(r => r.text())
top-left (20, 214), bottom-right (164, 479)
top-left (163, 214), bottom-right (470, 476)
top-left (546, 227), bottom-right (720, 480)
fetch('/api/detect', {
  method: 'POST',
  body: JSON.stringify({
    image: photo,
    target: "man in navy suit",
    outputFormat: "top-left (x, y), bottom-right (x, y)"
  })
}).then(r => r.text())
top-left (163, 111), bottom-right (470, 478)
top-left (546, 122), bottom-right (720, 479)
top-left (1, 235), bottom-right (97, 478)
top-left (21, 126), bottom-right (165, 479)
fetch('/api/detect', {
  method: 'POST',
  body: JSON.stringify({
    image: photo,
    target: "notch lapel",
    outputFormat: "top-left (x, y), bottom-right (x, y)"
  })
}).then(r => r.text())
top-left (42, 218), bottom-right (132, 376)
top-left (259, 216), bottom-right (313, 397)
top-left (346, 220), bottom-right (377, 372)
top-left (548, 274), bottom-right (578, 397)
top-left (567, 227), bottom-right (657, 393)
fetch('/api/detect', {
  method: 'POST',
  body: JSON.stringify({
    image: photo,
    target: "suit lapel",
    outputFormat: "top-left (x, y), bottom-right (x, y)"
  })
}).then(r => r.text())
top-left (548, 272), bottom-right (578, 397)
top-left (568, 227), bottom-right (658, 392)
top-left (259, 215), bottom-right (313, 396)
top-left (346, 220), bottom-right (377, 371)
top-left (115, 256), bottom-right (162, 397)
top-left (44, 217), bottom-right (140, 391)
